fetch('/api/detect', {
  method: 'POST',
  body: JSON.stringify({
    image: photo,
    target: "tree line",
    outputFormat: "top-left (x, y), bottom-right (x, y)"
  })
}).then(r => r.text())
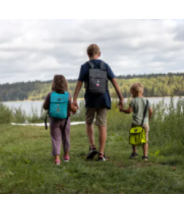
top-left (1, 73), bottom-right (184, 101)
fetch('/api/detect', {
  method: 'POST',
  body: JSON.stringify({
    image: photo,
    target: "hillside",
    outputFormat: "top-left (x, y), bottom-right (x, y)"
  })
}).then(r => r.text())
top-left (1, 73), bottom-right (184, 101)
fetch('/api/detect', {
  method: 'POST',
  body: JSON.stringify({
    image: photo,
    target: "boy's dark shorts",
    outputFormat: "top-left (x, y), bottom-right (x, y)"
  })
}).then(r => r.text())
top-left (85, 108), bottom-right (108, 127)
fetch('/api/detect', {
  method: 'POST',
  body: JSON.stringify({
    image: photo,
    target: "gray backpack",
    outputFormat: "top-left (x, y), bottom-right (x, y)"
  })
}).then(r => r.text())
top-left (85, 61), bottom-right (108, 94)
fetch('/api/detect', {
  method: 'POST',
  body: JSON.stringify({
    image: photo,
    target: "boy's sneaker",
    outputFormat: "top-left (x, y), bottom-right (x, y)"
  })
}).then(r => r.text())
top-left (142, 156), bottom-right (148, 161)
top-left (129, 152), bottom-right (138, 159)
top-left (86, 145), bottom-right (98, 160)
top-left (63, 155), bottom-right (70, 162)
top-left (98, 153), bottom-right (108, 161)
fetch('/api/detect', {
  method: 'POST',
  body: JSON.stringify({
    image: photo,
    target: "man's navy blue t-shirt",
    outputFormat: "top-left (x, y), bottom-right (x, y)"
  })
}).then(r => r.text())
top-left (78, 59), bottom-right (116, 109)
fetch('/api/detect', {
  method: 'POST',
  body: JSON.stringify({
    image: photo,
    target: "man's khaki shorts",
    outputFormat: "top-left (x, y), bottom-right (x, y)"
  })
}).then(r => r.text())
top-left (85, 108), bottom-right (108, 127)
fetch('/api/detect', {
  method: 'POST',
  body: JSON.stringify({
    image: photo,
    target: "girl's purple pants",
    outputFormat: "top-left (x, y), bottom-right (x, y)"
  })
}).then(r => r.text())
top-left (49, 117), bottom-right (70, 156)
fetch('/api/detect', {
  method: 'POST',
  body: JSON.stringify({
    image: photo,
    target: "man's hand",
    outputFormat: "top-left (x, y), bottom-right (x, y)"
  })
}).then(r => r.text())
top-left (111, 78), bottom-right (124, 108)
top-left (118, 99), bottom-right (124, 111)
top-left (72, 100), bottom-right (79, 109)
top-left (73, 81), bottom-right (83, 110)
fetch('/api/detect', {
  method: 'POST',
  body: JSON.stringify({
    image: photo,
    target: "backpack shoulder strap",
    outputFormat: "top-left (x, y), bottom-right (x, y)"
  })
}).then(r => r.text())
top-left (141, 99), bottom-right (149, 127)
top-left (44, 111), bottom-right (49, 130)
top-left (100, 61), bottom-right (106, 70)
top-left (88, 61), bottom-right (95, 69)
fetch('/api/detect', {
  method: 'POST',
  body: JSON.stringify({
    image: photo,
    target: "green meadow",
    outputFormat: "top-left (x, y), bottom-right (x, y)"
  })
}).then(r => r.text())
top-left (0, 98), bottom-right (184, 194)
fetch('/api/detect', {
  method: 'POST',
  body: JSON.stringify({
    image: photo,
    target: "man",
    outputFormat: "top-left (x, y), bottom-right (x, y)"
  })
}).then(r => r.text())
top-left (73, 44), bottom-right (124, 161)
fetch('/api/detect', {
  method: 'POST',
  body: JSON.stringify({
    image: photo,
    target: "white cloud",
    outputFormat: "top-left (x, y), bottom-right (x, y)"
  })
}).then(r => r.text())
top-left (0, 19), bottom-right (184, 83)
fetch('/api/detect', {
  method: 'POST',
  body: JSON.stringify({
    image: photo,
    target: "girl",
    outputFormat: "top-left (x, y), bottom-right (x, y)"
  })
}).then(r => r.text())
top-left (43, 75), bottom-right (76, 165)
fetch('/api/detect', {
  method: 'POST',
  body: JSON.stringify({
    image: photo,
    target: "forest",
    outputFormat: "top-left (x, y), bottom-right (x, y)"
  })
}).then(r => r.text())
top-left (1, 73), bottom-right (184, 101)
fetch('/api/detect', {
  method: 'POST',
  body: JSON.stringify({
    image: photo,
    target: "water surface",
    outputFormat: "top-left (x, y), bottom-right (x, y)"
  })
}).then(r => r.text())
top-left (2, 97), bottom-right (181, 116)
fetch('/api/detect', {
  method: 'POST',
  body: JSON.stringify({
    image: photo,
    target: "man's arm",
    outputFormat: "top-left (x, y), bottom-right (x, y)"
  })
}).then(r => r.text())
top-left (73, 81), bottom-right (83, 109)
top-left (111, 78), bottom-right (124, 109)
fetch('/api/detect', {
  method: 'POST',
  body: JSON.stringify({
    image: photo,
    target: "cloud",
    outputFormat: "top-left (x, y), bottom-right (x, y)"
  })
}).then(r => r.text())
top-left (0, 19), bottom-right (184, 84)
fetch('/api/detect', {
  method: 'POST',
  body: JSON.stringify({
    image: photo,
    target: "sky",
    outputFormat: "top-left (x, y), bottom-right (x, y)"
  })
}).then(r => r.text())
top-left (0, 19), bottom-right (184, 84)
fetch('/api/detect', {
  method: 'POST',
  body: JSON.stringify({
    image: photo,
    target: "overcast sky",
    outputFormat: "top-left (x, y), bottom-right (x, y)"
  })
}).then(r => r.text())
top-left (0, 19), bottom-right (184, 84)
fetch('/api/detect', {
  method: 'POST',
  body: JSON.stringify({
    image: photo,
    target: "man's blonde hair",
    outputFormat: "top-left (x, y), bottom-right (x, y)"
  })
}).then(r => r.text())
top-left (87, 44), bottom-right (100, 57)
top-left (130, 83), bottom-right (144, 95)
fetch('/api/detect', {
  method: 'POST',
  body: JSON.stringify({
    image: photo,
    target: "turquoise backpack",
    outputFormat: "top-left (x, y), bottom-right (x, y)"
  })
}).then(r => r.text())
top-left (49, 91), bottom-right (69, 119)
top-left (45, 91), bottom-right (69, 129)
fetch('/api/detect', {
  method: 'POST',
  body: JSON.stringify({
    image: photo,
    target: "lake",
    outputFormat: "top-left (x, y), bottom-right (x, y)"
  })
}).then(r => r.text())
top-left (2, 100), bottom-right (84, 116)
top-left (2, 97), bottom-right (182, 116)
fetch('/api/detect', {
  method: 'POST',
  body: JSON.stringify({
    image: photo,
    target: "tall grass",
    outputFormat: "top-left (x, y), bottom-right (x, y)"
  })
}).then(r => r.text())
top-left (107, 97), bottom-right (184, 139)
top-left (0, 101), bottom-right (85, 124)
top-left (26, 106), bottom-right (47, 123)
top-left (0, 102), bottom-right (45, 124)
top-left (12, 106), bottom-right (27, 123)
top-left (150, 97), bottom-right (184, 150)
top-left (1, 96), bottom-right (184, 149)
top-left (0, 103), bottom-right (12, 124)
top-left (106, 97), bottom-right (184, 162)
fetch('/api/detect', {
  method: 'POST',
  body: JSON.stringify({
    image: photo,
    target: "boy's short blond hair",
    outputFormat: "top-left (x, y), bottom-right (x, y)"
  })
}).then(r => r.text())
top-left (87, 44), bottom-right (100, 57)
top-left (130, 83), bottom-right (144, 95)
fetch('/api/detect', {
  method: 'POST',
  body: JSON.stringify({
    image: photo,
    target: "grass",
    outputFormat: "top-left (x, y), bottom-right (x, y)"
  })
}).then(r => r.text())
top-left (0, 97), bottom-right (184, 193)
top-left (0, 124), bottom-right (184, 194)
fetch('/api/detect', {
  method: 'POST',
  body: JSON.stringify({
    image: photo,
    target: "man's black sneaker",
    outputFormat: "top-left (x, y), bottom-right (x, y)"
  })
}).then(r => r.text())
top-left (86, 146), bottom-right (98, 160)
top-left (129, 152), bottom-right (138, 159)
top-left (98, 153), bottom-right (108, 161)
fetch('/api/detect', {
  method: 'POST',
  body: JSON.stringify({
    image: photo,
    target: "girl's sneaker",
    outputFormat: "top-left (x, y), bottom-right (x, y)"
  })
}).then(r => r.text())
top-left (55, 159), bottom-right (61, 165)
top-left (63, 155), bottom-right (70, 162)
top-left (129, 152), bottom-right (138, 159)
top-left (142, 156), bottom-right (149, 161)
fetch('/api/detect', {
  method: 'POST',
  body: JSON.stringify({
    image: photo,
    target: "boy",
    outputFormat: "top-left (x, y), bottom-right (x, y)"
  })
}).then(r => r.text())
top-left (120, 83), bottom-right (153, 161)
top-left (73, 44), bottom-right (124, 161)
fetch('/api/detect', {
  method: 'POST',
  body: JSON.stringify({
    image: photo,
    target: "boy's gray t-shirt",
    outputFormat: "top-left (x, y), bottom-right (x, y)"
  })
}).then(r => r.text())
top-left (129, 97), bottom-right (151, 126)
